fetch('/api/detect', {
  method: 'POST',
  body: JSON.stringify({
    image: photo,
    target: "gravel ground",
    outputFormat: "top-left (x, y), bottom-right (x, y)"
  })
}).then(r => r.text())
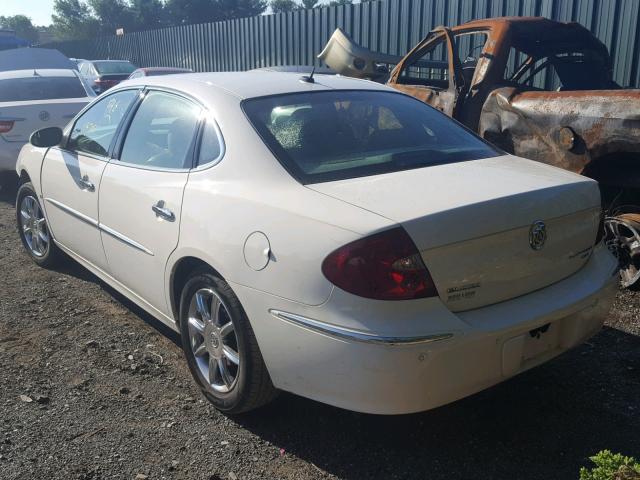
top-left (0, 179), bottom-right (638, 480)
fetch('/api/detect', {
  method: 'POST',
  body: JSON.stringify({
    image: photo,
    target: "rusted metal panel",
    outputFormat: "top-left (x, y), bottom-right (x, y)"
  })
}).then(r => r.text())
top-left (479, 88), bottom-right (640, 174)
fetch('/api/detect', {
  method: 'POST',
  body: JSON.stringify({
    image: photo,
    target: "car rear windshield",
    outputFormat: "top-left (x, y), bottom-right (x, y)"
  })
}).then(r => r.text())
top-left (242, 90), bottom-right (499, 184)
top-left (0, 76), bottom-right (87, 102)
top-left (94, 61), bottom-right (136, 75)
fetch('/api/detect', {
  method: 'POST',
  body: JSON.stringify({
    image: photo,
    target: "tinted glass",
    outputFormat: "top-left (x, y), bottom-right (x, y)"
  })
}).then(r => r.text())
top-left (243, 90), bottom-right (498, 184)
top-left (94, 61), bottom-right (136, 75)
top-left (0, 77), bottom-right (87, 102)
top-left (197, 117), bottom-right (223, 166)
top-left (68, 89), bottom-right (138, 157)
top-left (119, 91), bottom-right (201, 169)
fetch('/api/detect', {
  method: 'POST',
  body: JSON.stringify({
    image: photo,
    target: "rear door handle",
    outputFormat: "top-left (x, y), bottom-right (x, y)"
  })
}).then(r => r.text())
top-left (152, 201), bottom-right (175, 222)
top-left (78, 176), bottom-right (95, 192)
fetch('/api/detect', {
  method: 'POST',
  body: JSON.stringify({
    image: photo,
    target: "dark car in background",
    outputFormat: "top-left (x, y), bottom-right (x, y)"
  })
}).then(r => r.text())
top-left (78, 60), bottom-right (136, 93)
top-left (128, 67), bottom-right (193, 79)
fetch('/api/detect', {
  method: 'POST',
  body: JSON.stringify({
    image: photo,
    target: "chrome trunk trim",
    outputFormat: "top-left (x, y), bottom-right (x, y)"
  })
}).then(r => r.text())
top-left (269, 309), bottom-right (453, 346)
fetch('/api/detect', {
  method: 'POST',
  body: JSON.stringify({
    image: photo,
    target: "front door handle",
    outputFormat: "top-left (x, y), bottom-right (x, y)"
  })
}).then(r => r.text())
top-left (78, 176), bottom-right (95, 192)
top-left (152, 201), bottom-right (175, 222)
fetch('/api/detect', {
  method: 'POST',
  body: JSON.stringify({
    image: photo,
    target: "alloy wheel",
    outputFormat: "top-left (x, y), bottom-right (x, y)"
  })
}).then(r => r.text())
top-left (187, 288), bottom-right (240, 393)
top-left (606, 214), bottom-right (640, 288)
top-left (19, 195), bottom-right (50, 258)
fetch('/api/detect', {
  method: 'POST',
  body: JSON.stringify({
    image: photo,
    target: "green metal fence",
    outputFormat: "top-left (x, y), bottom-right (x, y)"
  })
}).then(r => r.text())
top-left (46, 0), bottom-right (640, 88)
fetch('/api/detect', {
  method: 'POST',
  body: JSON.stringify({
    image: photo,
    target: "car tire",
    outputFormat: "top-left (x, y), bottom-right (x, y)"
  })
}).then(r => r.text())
top-left (179, 269), bottom-right (278, 414)
top-left (16, 182), bottom-right (62, 268)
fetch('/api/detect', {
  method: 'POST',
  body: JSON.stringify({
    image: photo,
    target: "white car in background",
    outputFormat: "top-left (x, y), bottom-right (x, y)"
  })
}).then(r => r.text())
top-left (15, 72), bottom-right (618, 415)
top-left (0, 68), bottom-right (94, 174)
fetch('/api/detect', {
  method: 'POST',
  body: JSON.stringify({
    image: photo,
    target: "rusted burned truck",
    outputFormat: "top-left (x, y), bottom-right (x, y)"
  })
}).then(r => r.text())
top-left (320, 16), bottom-right (640, 288)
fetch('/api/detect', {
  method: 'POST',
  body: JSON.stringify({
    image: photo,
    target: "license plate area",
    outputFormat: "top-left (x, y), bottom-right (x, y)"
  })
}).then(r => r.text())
top-left (502, 322), bottom-right (560, 376)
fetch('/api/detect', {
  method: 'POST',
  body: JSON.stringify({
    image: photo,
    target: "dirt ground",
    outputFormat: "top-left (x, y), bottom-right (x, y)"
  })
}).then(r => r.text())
top-left (0, 179), bottom-right (638, 480)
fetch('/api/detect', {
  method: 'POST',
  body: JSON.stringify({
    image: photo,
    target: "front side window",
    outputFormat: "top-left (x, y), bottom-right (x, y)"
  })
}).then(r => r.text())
top-left (398, 36), bottom-right (449, 88)
top-left (243, 90), bottom-right (498, 184)
top-left (119, 91), bottom-right (201, 169)
top-left (68, 89), bottom-right (138, 157)
top-left (455, 32), bottom-right (488, 86)
top-left (0, 76), bottom-right (88, 102)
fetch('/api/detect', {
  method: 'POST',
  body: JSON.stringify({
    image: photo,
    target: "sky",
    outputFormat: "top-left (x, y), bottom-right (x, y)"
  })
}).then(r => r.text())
top-left (2, 0), bottom-right (55, 26)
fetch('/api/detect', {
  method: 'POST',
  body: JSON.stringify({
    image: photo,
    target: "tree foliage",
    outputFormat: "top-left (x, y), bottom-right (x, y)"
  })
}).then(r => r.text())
top-left (0, 15), bottom-right (40, 43)
top-left (299, 0), bottom-right (319, 9)
top-left (52, 0), bottom-right (268, 40)
top-left (270, 0), bottom-right (299, 13)
top-left (52, 0), bottom-right (100, 40)
top-left (50, 0), bottom-right (363, 40)
top-left (580, 450), bottom-right (640, 480)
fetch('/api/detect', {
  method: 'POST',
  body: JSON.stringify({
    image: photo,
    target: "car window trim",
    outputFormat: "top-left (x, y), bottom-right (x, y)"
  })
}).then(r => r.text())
top-left (111, 86), bottom-right (215, 173)
top-left (64, 87), bottom-right (143, 161)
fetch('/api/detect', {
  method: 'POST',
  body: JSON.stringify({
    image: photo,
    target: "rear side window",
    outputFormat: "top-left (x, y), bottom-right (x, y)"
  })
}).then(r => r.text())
top-left (119, 91), bottom-right (201, 169)
top-left (94, 61), bottom-right (136, 75)
top-left (68, 89), bottom-right (138, 157)
top-left (243, 90), bottom-right (498, 184)
top-left (0, 77), bottom-right (87, 102)
top-left (197, 117), bottom-right (223, 166)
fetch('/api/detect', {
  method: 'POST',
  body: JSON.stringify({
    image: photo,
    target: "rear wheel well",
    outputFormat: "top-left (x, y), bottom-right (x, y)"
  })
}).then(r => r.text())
top-left (170, 257), bottom-right (222, 323)
top-left (19, 170), bottom-right (31, 185)
top-left (582, 153), bottom-right (640, 207)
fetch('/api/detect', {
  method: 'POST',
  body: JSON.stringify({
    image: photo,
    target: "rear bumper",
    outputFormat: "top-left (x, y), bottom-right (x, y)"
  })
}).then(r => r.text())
top-left (0, 139), bottom-right (23, 172)
top-left (233, 243), bottom-right (619, 414)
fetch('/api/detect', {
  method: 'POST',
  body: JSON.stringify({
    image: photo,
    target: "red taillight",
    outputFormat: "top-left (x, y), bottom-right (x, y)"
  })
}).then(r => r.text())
top-left (0, 120), bottom-right (14, 133)
top-left (322, 227), bottom-right (438, 300)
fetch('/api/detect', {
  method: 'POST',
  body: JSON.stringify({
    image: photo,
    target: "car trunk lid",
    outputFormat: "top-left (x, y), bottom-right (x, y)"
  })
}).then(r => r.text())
top-left (96, 73), bottom-right (130, 88)
top-left (308, 155), bottom-right (601, 311)
top-left (0, 98), bottom-right (89, 143)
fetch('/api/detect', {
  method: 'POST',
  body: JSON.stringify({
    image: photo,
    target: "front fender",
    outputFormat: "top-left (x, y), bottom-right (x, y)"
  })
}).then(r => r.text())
top-left (15, 144), bottom-right (48, 195)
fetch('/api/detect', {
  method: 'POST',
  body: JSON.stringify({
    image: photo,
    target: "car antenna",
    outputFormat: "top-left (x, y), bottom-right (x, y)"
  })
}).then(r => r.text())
top-left (300, 66), bottom-right (316, 84)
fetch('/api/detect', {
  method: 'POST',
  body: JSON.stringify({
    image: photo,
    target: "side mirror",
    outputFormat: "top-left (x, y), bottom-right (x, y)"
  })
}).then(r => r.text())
top-left (30, 127), bottom-right (63, 148)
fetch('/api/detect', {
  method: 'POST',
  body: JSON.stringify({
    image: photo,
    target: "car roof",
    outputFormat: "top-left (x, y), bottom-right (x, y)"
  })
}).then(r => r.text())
top-left (120, 71), bottom-right (392, 100)
top-left (0, 68), bottom-right (78, 80)
top-left (455, 16), bottom-right (608, 58)
top-left (0, 47), bottom-right (75, 72)
top-left (139, 67), bottom-right (192, 72)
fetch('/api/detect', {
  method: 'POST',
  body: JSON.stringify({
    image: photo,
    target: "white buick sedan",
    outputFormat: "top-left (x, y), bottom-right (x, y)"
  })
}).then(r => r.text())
top-left (15, 72), bottom-right (618, 414)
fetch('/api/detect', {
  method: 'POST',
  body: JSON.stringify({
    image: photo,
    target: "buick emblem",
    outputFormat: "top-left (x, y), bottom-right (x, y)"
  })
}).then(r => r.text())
top-left (529, 220), bottom-right (547, 250)
top-left (39, 110), bottom-right (50, 122)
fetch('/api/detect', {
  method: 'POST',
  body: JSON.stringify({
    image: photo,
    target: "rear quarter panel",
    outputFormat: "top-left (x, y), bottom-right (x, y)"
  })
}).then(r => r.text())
top-left (479, 87), bottom-right (640, 173)
top-left (166, 91), bottom-right (393, 312)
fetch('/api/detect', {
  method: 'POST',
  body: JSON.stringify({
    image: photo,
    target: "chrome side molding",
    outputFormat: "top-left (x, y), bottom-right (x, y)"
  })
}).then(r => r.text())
top-left (269, 309), bottom-right (453, 346)
top-left (99, 223), bottom-right (154, 256)
top-left (45, 197), bottom-right (98, 227)
top-left (45, 197), bottom-right (154, 256)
